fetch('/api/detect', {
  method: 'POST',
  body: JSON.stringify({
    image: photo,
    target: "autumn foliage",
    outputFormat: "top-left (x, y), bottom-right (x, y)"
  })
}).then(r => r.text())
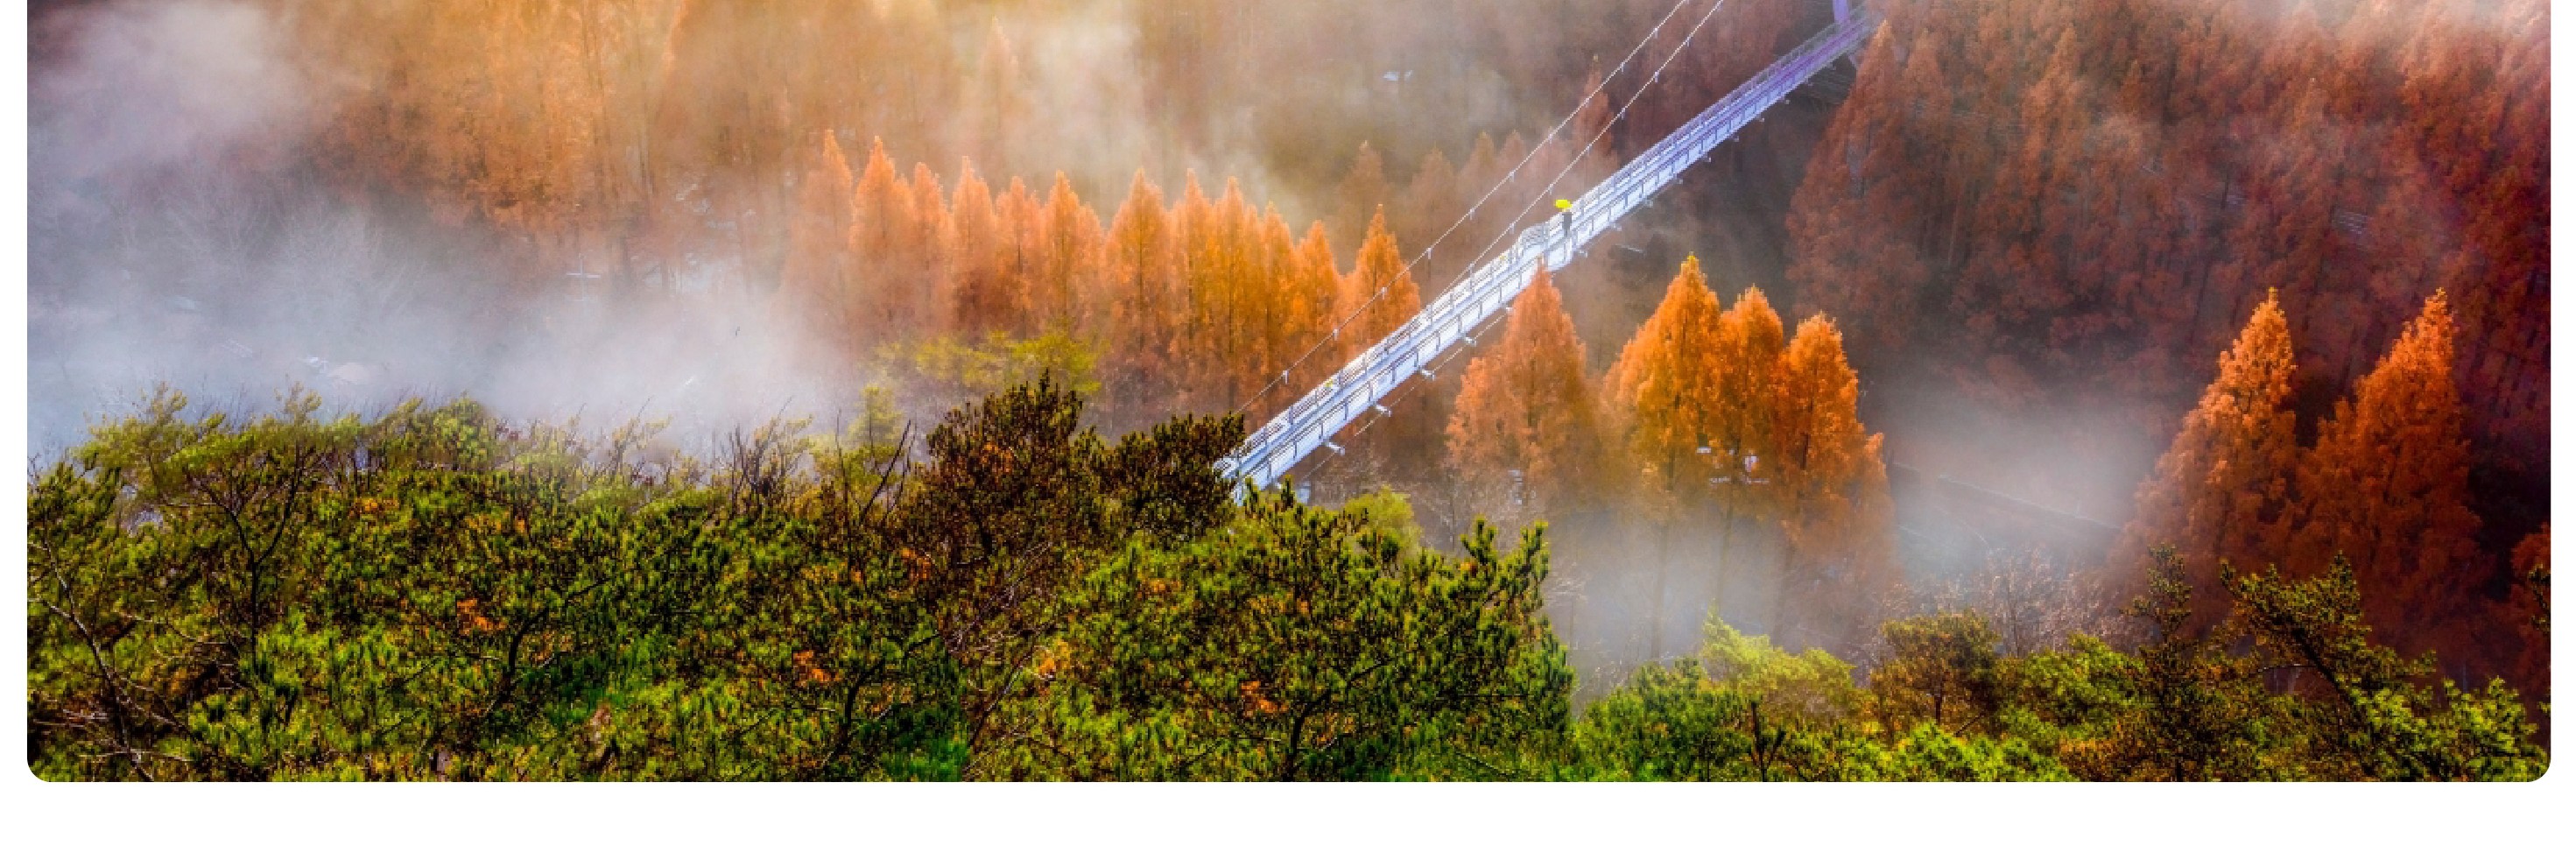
top-left (2118, 291), bottom-right (2529, 687)
top-left (1784, 0), bottom-right (2546, 479)
top-left (1448, 257), bottom-right (1898, 655)
top-left (2280, 293), bottom-right (2483, 646)
top-left (2110, 291), bottom-right (2301, 627)
top-left (757, 137), bottom-right (1446, 430)
top-left (1445, 269), bottom-right (1602, 519)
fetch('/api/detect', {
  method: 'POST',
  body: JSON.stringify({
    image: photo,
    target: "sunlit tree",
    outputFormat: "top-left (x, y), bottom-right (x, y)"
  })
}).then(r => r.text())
top-left (1603, 256), bottom-right (1726, 660)
top-left (2281, 292), bottom-right (2481, 643)
top-left (2111, 291), bottom-right (2300, 628)
top-left (1445, 269), bottom-right (1601, 522)
top-left (1768, 315), bottom-right (1895, 649)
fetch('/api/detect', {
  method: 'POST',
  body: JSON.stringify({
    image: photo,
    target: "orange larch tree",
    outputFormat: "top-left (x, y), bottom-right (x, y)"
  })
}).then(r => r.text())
top-left (1709, 286), bottom-right (1787, 540)
top-left (1173, 176), bottom-right (1243, 412)
top-left (1768, 314), bottom-right (1893, 647)
top-left (995, 175), bottom-right (1045, 335)
top-left (1329, 208), bottom-right (1430, 475)
top-left (1103, 173), bottom-right (1185, 424)
top-left (1335, 209), bottom-right (1423, 364)
top-left (2109, 290), bottom-right (2300, 627)
top-left (1276, 222), bottom-right (1343, 406)
top-left (1783, 26), bottom-right (1932, 351)
top-left (778, 131), bottom-right (855, 356)
top-left (1456, 133), bottom-right (1505, 257)
top-left (1443, 268), bottom-right (1601, 522)
top-left (2508, 523), bottom-right (2548, 694)
top-left (2281, 291), bottom-right (2482, 644)
top-left (944, 159), bottom-right (1013, 336)
top-left (1335, 142), bottom-right (1390, 251)
top-left (1603, 255), bottom-right (1727, 661)
top-left (1244, 208), bottom-right (1301, 415)
top-left (907, 162), bottom-right (954, 339)
top-left (849, 138), bottom-right (919, 345)
top-left (1033, 173), bottom-right (1105, 334)
top-left (1397, 148), bottom-right (1460, 278)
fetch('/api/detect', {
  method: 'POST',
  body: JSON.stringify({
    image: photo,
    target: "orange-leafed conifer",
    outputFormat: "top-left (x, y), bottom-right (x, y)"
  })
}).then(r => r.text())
top-left (1606, 255), bottom-right (1727, 513)
top-left (1103, 173), bottom-right (1184, 421)
top-left (907, 162), bottom-right (953, 338)
top-left (1244, 208), bottom-right (1301, 414)
top-left (996, 175), bottom-right (1045, 334)
top-left (2509, 524), bottom-right (2548, 691)
top-left (850, 138), bottom-right (918, 342)
top-left (1276, 222), bottom-right (1342, 403)
top-left (1711, 286), bottom-right (1787, 512)
top-left (2110, 290), bottom-right (2300, 627)
top-left (1770, 315), bottom-right (1891, 638)
top-left (2281, 291), bottom-right (2482, 640)
top-left (1336, 142), bottom-right (1389, 250)
top-left (1783, 26), bottom-right (1931, 351)
top-left (1397, 148), bottom-right (1459, 266)
top-left (945, 159), bottom-right (1012, 335)
top-left (778, 131), bottom-right (855, 352)
top-left (1187, 180), bottom-right (1265, 411)
top-left (1336, 209), bottom-right (1422, 363)
top-left (1329, 208), bottom-right (1429, 472)
top-left (1034, 173), bottom-right (1104, 332)
top-left (1444, 269), bottom-right (1601, 519)
top-left (1603, 256), bottom-right (1726, 661)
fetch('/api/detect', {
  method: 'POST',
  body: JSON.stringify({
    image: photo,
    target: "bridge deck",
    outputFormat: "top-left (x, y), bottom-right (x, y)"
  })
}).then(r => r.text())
top-left (1220, 10), bottom-right (1880, 490)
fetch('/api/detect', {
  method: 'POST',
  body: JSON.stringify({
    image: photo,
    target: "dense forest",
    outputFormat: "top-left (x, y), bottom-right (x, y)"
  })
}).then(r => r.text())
top-left (24, 0), bottom-right (2551, 781)
top-left (1777, 0), bottom-right (2549, 701)
top-left (25, 379), bottom-right (2546, 779)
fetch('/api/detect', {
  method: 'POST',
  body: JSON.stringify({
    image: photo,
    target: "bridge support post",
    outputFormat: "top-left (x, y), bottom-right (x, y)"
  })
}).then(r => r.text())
top-left (1833, 0), bottom-right (1851, 24)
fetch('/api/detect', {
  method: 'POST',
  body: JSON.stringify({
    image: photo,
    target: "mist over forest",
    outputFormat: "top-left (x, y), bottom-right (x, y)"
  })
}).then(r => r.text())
top-left (25, 0), bottom-right (2551, 783)
top-left (28, 0), bottom-right (1811, 449)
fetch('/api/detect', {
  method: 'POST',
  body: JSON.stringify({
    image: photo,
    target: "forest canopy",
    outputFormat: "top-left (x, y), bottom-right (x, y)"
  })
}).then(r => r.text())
top-left (23, 0), bottom-right (2550, 787)
top-left (25, 380), bottom-right (2545, 780)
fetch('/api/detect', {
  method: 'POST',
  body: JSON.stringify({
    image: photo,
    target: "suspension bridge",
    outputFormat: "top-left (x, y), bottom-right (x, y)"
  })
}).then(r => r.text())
top-left (1218, 1), bottom-right (1880, 490)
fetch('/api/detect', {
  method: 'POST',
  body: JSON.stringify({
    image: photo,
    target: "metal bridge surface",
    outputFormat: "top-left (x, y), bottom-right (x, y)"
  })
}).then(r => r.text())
top-left (1218, 8), bottom-right (1880, 490)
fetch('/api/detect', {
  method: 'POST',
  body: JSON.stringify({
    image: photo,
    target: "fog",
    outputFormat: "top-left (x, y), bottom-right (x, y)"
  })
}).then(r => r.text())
top-left (35, 0), bottom-right (2524, 693)
top-left (25, 0), bottom-right (1748, 455)
top-left (22, 0), bottom-right (2144, 682)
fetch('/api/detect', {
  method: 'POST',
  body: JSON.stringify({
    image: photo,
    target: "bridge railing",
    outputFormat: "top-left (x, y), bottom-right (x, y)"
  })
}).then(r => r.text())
top-left (1221, 10), bottom-right (1880, 491)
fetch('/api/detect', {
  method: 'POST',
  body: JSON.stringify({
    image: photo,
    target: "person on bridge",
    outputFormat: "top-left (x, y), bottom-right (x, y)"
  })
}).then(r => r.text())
top-left (1555, 198), bottom-right (1574, 243)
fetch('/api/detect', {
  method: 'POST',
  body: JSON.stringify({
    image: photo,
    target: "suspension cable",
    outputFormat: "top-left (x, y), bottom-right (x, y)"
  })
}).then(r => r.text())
top-left (1224, 0), bottom-right (1721, 420)
top-left (1301, 0), bottom-right (1739, 480)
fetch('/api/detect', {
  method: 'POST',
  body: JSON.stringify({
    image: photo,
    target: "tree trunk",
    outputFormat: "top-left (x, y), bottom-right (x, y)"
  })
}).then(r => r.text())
top-left (1771, 539), bottom-right (1798, 644)
top-left (1649, 518), bottom-right (1673, 664)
